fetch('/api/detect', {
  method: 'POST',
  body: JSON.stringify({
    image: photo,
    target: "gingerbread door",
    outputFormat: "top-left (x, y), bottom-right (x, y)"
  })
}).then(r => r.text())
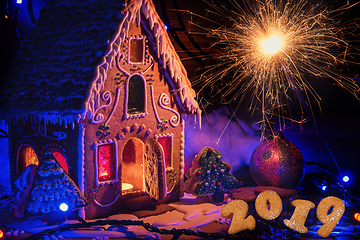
top-left (144, 139), bottom-right (166, 201)
top-left (122, 138), bottom-right (144, 192)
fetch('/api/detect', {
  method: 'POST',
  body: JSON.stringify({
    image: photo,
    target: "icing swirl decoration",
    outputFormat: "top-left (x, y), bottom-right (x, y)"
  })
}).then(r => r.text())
top-left (92, 91), bottom-right (112, 124)
top-left (16, 127), bottom-right (38, 138)
top-left (158, 93), bottom-right (180, 127)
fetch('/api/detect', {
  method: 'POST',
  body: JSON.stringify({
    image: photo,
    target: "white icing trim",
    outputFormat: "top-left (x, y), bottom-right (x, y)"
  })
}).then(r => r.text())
top-left (166, 167), bottom-right (174, 172)
top-left (9, 113), bottom-right (80, 128)
top-left (16, 127), bottom-right (38, 138)
top-left (150, 85), bottom-right (161, 124)
top-left (93, 194), bottom-right (120, 208)
top-left (124, 74), bottom-right (148, 119)
top-left (92, 91), bottom-right (112, 124)
top-left (154, 132), bottom-right (174, 140)
top-left (93, 139), bottom-right (119, 186)
top-left (77, 122), bottom-right (85, 219)
top-left (180, 118), bottom-right (185, 197)
top-left (84, 0), bottom-right (201, 126)
top-left (38, 121), bottom-right (67, 140)
top-left (116, 54), bottom-right (130, 76)
top-left (128, 35), bottom-right (146, 65)
top-left (158, 93), bottom-right (180, 127)
top-left (140, 58), bottom-right (154, 75)
top-left (16, 122), bottom-right (67, 140)
top-left (104, 87), bottom-right (122, 127)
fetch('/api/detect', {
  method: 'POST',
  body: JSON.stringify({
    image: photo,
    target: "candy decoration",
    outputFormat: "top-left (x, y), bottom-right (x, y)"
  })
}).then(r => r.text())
top-left (182, 147), bottom-right (239, 203)
top-left (250, 132), bottom-right (304, 189)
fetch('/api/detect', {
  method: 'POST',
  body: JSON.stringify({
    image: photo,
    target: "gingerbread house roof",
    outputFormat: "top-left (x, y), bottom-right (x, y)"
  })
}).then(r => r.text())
top-left (1, 0), bottom-right (201, 126)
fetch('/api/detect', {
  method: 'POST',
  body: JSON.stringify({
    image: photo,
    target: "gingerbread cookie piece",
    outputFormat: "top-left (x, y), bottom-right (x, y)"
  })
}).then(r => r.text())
top-left (182, 147), bottom-right (239, 203)
top-left (254, 186), bottom-right (297, 198)
top-left (144, 139), bottom-right (166, 201)
top-left (222, 200), bottom-right (256, 234)
top-left (316, 196), bottom-right (345, 238)
top-left (255, 190), bottom-right (282, 220)
top-left (10, 165), bottom-right (37, 218)
top-left (231, 187), bottom-right (257, 202)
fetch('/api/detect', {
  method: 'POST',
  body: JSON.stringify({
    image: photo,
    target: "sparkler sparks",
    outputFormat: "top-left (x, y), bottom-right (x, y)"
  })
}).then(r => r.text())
top-left (194, 0), bottom-right (360, 139)
top-left (260, 34), bottom-right (283, 55)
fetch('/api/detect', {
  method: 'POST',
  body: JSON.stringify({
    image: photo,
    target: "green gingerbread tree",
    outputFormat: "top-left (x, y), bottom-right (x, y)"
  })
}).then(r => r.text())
top-left (182, 147), bottom-right (239, 203)
top-left (25, 151), bottom-right (87, 218)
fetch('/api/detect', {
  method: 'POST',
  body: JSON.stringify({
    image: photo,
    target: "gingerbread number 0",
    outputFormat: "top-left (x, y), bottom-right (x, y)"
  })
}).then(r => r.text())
top-left (255, 190), bottom-right (282, 220)
top-left (221, 199), bottom-right (256, 234)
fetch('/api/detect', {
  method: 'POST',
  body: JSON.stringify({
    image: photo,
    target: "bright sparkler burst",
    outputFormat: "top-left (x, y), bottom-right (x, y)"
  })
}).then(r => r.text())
top-left (260, 34), bottom-right (284, 55)
top-left (195, 0), bottom-right (360, 138)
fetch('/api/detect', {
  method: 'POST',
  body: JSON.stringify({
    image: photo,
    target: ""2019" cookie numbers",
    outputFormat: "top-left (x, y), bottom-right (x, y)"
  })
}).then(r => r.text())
top-left (222, 190), bottom-right (345, 238)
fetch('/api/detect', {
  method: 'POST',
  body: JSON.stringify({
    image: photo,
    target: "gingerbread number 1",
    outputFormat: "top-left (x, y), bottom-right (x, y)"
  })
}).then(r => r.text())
top-left (221, 200), bottom-right (256, 234)
top-left (316, 196), bottom-right (345, 238)
top-left (283, 199), bottom-right (315, 233)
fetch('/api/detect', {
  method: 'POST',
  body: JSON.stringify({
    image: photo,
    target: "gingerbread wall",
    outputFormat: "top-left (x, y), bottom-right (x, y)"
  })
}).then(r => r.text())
top-left (83, 21), bottom-right (185, 219)
top-left (8, 119), bottom-right (81, 191)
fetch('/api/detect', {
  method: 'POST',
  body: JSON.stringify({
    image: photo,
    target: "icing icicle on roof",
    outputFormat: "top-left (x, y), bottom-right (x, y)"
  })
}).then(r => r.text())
top-left (1, 0), bottom-right (201, 127)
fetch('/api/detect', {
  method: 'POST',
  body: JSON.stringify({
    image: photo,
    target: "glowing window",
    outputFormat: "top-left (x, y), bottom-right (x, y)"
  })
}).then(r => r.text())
top-left (17, 145), bottom-right (39, 174)
top-left (129, 38), bottom-right (144, 63)
top-left (50, 149), bottom-right (69, 174)
top-left (97, 142), bottom-right (117, 182)
top-left (127, 75), bottom-right (145, 115)
top-left (157, 136), bottom-right (172, 168)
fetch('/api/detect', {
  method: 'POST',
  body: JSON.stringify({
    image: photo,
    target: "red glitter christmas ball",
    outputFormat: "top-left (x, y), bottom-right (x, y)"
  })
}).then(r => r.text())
top-left (250, 132), bottom-right (304, 189)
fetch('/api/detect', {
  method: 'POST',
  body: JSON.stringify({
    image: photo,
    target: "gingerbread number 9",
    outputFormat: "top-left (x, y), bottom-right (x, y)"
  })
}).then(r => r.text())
top-left (221, 200), bottom-right (256, 234)
top-left (316, 196), bottom-right (345, 238)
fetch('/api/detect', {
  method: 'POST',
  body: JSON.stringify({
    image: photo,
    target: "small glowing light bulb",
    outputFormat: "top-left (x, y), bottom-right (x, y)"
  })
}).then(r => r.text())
top-left (59, 203), bottom-right (69, 212)
top-left (342, 176), bottom-right (349, 182)
top-left (354, 213), bottom-right (360, 222)
top-left (260, 34), bottom-right (283, 55)
top-left (321, 185), bottom-right (327, 191)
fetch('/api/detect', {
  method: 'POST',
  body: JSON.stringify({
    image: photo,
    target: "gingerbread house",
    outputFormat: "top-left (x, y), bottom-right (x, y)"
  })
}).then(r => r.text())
top-left (1, 0), bottom-right (201, 219)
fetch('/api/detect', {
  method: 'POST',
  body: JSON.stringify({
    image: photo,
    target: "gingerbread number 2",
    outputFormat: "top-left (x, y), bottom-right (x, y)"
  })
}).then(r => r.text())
top-left (316, 196), bottom-right (345, 238)
top-left (221, 200), bottom-right (256, 234)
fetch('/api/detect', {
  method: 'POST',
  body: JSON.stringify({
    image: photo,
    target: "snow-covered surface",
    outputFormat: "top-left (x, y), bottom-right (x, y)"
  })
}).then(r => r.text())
top-left (3, 193), bottom-right (225, 239)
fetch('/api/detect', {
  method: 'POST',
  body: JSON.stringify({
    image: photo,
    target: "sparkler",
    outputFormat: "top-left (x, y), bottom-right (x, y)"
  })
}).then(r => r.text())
top-left (194, 0), bottom-right (360, 139)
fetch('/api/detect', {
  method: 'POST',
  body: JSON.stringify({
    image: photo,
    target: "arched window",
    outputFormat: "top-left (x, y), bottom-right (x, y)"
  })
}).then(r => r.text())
top-left (126, 75), bottom-right (146, 117)
top-left (157, 135), bottom-right (173, 169)
top-left (94, 139), bottom-right (118, 185)
top-left (49, 149), bottom-right (69, 174)
top-left (17, 145), bottom-right (39, 174)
